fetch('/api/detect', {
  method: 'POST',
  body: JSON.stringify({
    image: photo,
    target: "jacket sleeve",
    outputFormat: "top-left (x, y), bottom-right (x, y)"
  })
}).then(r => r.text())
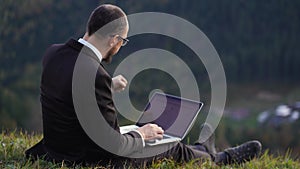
top-left (95, 66), bottom-right (144, 155)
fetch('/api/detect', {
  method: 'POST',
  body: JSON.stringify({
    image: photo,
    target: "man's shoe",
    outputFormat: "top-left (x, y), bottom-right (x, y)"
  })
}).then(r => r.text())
top-left (222, 140), bottom-right (262, 165)
top-left (194, 123), bottom-right (217, 155)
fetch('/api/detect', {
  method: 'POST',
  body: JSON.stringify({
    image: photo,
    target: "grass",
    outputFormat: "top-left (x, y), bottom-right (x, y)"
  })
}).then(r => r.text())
top-left (1, 131), bottom-right (300, 169)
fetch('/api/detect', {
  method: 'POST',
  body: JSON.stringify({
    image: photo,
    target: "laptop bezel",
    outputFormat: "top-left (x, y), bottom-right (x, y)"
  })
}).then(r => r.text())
top-left (135, 92), bottom-right (203, 139)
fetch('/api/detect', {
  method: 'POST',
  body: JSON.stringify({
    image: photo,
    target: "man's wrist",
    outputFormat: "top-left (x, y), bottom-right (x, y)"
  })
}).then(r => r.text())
top-left (132, 130), bottom-right (145, 147)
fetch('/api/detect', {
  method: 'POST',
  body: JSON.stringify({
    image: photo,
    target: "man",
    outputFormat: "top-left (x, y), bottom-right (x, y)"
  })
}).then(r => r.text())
top-left (26, 4), bottom-right (262, 167)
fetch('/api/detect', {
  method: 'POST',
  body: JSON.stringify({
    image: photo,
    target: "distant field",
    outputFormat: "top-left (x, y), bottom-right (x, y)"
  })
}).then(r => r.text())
top-left (178, 83), bottom-right (300, 158)
top-left (0, 131), bottom-right (299, 169)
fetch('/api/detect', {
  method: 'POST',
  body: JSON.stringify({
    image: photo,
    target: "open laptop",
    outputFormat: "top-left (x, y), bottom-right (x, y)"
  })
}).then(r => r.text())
top-left (120, 92), bottom-right (203, 146)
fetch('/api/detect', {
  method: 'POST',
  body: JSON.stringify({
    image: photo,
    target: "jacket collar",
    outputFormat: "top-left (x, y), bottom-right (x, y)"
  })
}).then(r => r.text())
top-left (66, 38), bottom-right (101, 63)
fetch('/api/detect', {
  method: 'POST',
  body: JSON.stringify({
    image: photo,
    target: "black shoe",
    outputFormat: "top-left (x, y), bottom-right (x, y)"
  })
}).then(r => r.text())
top-left (222, 140), bottom-right (262, 165)
top-left (194, 123), bottom-right (217, 155)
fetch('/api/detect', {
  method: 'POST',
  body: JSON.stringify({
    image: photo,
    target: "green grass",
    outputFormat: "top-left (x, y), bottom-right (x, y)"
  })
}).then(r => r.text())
top-left (1, 131), bottom-right (299, 169)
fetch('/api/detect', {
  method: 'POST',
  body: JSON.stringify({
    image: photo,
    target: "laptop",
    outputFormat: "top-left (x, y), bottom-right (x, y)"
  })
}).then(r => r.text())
top-left (120, 92), bottom-right (203, 146)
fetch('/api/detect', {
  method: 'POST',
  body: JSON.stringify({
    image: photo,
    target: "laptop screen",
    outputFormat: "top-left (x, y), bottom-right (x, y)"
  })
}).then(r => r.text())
top-left (136, 93), bottom-right (203, 138)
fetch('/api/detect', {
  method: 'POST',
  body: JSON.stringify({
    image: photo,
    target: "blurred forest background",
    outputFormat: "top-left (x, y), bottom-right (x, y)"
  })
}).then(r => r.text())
top-left (1, 0), bottom-right (299, 157)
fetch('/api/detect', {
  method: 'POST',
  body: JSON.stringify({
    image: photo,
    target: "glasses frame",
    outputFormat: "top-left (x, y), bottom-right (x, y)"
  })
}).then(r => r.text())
top-left (111, 35), bottom-right (129, 46)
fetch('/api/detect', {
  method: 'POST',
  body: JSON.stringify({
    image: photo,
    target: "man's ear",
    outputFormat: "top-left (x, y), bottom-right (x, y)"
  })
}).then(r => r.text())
top-left (108, 35), bottom-right (119, 47)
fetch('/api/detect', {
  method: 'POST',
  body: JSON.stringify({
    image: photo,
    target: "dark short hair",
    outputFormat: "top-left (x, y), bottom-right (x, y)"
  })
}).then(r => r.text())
top-left (87, 4), bottom-right (127, 37)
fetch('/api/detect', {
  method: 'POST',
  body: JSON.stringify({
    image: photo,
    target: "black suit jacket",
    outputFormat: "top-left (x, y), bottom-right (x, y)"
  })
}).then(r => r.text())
top-left (26, 39), bottom-right (143, 165)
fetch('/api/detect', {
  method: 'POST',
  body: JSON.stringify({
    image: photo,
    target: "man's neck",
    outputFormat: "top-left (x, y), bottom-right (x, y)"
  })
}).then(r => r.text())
top-left (78, 38), bottom-right (103, 62)
top-left (83, 33), bottom-right (108, 59)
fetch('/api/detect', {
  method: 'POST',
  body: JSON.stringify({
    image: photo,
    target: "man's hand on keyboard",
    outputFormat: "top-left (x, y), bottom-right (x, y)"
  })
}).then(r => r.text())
top-left (137, 123), bottom-right (164, 141)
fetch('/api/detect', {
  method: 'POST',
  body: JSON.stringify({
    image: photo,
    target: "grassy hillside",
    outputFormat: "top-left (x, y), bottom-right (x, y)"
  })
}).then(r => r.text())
top-left (0, 131), bottom-right (299, 169)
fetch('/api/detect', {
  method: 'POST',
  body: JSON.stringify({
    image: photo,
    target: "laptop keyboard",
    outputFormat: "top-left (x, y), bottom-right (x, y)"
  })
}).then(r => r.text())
top-left (146, 135), bottom-right (171, 143)
top-left (163, 135), bottom-right (171, 139)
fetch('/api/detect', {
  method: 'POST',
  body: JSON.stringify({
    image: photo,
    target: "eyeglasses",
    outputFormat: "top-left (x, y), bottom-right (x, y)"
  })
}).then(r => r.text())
top-left (116, 35), bottom-right (129, 46)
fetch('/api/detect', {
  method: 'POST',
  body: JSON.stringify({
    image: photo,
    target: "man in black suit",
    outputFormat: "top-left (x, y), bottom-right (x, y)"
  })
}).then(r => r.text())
top-left (26, 4), bottom-right (262, 167)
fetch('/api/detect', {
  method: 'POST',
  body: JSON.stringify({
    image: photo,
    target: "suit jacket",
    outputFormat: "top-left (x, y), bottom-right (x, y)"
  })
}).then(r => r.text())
top-left (25, 39), bottom-right (143, 166)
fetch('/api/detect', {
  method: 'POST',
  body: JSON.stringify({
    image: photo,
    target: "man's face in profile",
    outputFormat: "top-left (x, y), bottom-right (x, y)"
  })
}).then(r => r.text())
top-left (103, 43), bottom-right (120, 63)
top-left (103, 25), bottom-right (129, 63)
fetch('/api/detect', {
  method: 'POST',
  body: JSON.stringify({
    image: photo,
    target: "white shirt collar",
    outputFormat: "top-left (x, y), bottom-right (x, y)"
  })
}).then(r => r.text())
top-left (78, 38), bottom-right (102, 62)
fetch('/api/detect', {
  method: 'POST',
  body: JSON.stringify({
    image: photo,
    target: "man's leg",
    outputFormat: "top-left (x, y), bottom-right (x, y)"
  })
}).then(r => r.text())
top-left (128, 123), bottom-right (262, 167)
top-left (193, 123), bottom-right (262, 165)
top-left (130, 142), bottom-right (212, 167)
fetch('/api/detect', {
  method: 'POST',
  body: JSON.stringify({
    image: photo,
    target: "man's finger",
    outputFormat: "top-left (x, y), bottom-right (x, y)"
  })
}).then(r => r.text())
top-left (121, 77), bottom-right (127, 84)
top-left (155, 134), bottom-right (163, 139)
top-left (119, 81), bottom-right (126, 88)
top-left (157, 127), bottom-right (164, 134)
